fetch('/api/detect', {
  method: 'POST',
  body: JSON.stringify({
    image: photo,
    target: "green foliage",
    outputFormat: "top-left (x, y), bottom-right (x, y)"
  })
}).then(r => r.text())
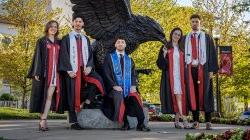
top-left (232, 0), bottom-right (250, 13)
top-left (185, 132), bottom-right (207, 140)
top-left (185, 129), bottom-right (247, 140)
top-left (151, 115), bottom-right (250, 125)
top-left (0, 93), bottom-right (16, 101)
top-left (0, 107), bottom-right (66, 120)
top-left (211, 117), bottom-right (250, 126)
top-left (150, 114), bottom-right (174, 122)
top-left (0, 0), bottom-right (61, 108)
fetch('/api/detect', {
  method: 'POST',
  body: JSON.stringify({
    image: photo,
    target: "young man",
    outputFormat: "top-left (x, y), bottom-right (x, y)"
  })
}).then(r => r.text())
top-left (59, 15), bottom-right (105, 130)
top-left (181, 14), bottom-right (218, 130)
top-left (102, 36), bottom-right (150, 132)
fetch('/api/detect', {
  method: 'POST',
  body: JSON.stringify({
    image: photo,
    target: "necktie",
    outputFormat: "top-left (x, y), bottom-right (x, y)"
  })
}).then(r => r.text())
top-left (120, 54), bottom-right (124, 76)
top-left (76, 34), bottom-right (83, 67)
top-left (191, 33), bottom-right (198, 60)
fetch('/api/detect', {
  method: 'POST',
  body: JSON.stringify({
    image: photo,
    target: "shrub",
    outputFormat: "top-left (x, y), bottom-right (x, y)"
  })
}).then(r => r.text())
top-left (0, 93), bottom-right (15, 101)
top-left (150, 115), bottom-right (250, 125)
top-left (149, 114), bottom-right (174, 122)
top-left (0, 107), bottom-right (66, 120)
top-left (186, 129), bottom-right (250, 140)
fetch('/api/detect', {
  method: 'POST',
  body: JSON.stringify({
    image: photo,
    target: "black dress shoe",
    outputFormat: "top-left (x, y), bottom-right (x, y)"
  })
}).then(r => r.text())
top-left (70, 123), bottom-right (83, 130)
top-left (136, 125), bottom-right (151, 132)
top-left (121, 123), bottom-right (130, 131)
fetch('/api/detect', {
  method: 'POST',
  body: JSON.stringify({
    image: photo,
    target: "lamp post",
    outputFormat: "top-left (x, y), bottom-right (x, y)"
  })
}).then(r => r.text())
top-left (213, 16), bottom-right (221, 117)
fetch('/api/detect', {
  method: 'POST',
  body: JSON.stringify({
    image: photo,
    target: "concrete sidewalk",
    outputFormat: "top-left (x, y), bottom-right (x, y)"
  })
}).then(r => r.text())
top-left (0, 120), bottom-right (248, 140)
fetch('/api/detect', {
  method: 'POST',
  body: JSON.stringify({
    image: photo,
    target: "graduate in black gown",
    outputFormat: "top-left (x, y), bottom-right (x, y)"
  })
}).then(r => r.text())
top-left (102, 36), bottom-right (150, 132)
top-left (180, 14), bottom-right (218, 130)
top-left (157, 27), bottom-right (191, 129)
top-left (27, 20), bottom-right (61, 131)
top-left (59, 15), bottom-right (105, 130)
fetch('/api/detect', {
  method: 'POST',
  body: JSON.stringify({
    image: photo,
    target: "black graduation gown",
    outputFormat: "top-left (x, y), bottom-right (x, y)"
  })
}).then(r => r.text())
top-left (156, 45), bottom-right (174, 114)
top-left (181, 34), bottom-right (218, 113)
top-left (101, 52), bottom-right (138, 121)
top-left (102, 53), bottom-right (137, 94)
top-left (58, 34), bottom-right (105, 112)
top-left (27, 37), bottom-right (61, 113)
top-left (156, 45), bottom-right (188, 115)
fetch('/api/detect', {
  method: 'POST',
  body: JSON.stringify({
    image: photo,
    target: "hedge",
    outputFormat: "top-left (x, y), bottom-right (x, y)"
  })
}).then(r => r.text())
top-left (150, 115), bottom-right (250, 126)
top-left (0, 107), bottom-right (66, 120)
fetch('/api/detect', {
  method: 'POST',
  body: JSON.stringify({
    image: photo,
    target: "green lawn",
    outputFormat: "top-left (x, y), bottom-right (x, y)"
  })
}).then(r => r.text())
top-left (0, 107), bottom-right (66, 120)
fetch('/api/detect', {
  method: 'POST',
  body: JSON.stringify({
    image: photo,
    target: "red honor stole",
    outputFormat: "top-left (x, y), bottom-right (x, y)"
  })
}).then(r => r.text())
top-left (188, 34), bottom-right (205, 111)
top-left (47, 42), bottom-right (61, 111)
top-left (167, 48), bottom-right (187, 115)
top-left (74, 36), bottom-right (105, 112)
top-left (75, 36), bottom-right (84, 112)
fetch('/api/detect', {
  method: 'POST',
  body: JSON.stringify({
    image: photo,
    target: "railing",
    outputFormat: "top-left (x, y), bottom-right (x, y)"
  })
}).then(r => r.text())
top-left (0, 101), bottom-right (19, 108)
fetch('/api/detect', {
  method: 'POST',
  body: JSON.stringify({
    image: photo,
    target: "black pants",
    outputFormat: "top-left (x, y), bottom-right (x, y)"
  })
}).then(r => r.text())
top-left (191, 67), bottom-right (211, 122)
top-left (111, 91), bottom-right (145, 126)
top-left (69, 110), bottom-right (77, 123)
top-left (124, 96), bottom-right (145, 126)
top-left (69, 83), bottom-right (99, 123)
top-left (80, 83), bottom-right (98, 103)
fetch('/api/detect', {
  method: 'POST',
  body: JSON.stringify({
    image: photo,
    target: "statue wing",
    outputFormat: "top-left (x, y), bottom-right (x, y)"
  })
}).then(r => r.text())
top-left (71, 0), bottom-right (132, 39)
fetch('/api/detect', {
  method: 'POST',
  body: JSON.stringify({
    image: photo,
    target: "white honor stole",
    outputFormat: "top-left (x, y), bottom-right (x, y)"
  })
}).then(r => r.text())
top-left (184, 31), bottom-right (207, 65)
top-left (69, 31), bottom-right (89, 73)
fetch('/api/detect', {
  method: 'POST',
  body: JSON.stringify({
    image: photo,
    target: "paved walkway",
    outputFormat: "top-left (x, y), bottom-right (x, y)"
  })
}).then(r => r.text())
top-left (0, 120), bottom-right (248, 140)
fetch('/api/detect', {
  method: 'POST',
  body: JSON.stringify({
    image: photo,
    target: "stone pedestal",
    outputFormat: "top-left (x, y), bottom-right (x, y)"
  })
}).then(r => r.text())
top-left (76, 107), bottom-right (148, 129)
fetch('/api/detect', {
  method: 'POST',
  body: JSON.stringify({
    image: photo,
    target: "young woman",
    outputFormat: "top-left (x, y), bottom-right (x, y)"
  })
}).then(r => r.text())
top-left (157, 27), bottom-right (190, 129)
top-left (27, 20), bottom-right (61, 131)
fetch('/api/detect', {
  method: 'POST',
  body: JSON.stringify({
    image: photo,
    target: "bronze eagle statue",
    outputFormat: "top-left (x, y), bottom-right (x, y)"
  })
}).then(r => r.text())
top-left (70, 0), bottom-right (167, 70)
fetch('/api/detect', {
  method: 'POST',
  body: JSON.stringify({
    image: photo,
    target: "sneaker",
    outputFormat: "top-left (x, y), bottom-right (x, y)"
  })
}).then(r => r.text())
top-left (136, 124), bottom-right (151, 132)
top-left (121, 123), bottom-right (130, 131)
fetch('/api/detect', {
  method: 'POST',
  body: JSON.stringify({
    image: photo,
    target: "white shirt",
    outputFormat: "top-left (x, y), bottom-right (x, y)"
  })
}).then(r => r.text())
top-left (116, 50), bottom-right (125, 57)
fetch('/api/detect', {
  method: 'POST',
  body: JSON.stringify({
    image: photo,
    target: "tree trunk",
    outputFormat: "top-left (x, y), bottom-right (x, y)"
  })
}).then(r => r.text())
top-left (21, 78), bottom-right (28, 109)
top-left (21, 90), bottom-right (26, 109)
top-left (244, 96), bottom-right (248, 111)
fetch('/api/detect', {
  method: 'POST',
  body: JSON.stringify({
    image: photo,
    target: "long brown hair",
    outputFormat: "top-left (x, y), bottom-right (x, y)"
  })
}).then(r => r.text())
top-left (44, 20), bottom-right (59, 39)
top-left (167, 27), bottom-right (183, 50)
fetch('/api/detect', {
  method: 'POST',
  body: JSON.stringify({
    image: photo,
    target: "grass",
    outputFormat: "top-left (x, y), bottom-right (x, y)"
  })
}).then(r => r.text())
top-left (0, 107), bottom-right (67, 120)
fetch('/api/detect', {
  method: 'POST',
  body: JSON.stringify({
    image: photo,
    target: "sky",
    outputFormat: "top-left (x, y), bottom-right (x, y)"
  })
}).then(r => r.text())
top-left (176, 0), bottom-right (193, 6)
